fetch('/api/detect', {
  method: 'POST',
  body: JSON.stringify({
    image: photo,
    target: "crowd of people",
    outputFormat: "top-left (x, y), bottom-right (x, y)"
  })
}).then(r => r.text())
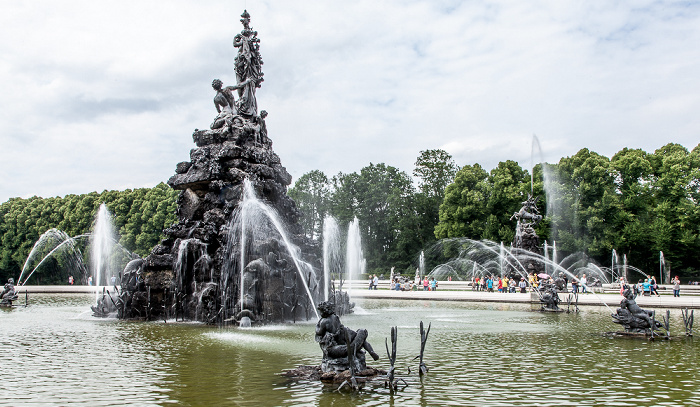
top-left (382, 276), bottom-right (439, 291)
top-left (369, 272), bottom-right (691, 298)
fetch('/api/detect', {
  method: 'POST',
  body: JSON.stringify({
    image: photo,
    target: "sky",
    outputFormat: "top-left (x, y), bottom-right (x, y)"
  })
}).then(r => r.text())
top-left (1, 0), bottom-right (700, 203)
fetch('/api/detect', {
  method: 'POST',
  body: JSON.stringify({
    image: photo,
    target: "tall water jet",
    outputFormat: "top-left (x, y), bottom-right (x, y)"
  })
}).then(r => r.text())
top-left (346, 217), bottom-right (365, 299)
top-left (322, 216), bottom-right (341, 301)
top-left (659, 251), bottom-right (666, 284)
top-left (419, 251), bottom-right (426, 278)
top-left (90, 204), bottom-right (116, 302)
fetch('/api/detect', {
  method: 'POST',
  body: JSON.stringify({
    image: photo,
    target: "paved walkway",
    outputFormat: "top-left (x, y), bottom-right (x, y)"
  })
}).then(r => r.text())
top-left (16, 285), bottom-right (700, 309)
top-left (353, 288), bottom-right (700, 309)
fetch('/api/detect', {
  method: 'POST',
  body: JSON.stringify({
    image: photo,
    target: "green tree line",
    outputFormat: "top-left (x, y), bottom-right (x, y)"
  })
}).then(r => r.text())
top-left (289, 150), bottom-right (459, 276)
top-left (0, 183), bottom-right (178, 284)
top-left (290, 144), bottom-right (700, 280)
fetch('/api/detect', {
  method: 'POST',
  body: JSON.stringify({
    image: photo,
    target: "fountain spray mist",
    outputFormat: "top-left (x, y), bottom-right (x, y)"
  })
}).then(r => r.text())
top-left (90, 204), bottom-right (116, 303)
top-left (322, 216), bottom-right (341, 301)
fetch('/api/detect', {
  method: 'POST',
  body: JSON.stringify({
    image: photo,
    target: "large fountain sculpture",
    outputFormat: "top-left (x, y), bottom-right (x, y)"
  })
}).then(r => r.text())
top-left (509, 195), bottom-right (544, 276)
top-left (117, 11), bottom-right (323, 325)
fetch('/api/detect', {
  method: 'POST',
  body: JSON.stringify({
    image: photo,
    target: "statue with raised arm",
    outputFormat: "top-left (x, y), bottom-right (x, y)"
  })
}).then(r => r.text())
top-left (315, 301), bottom-right (379, 373)
top-left (233, 10), bottom-right (264, 117)
top-left (511, 195), bottom-right (542, 227)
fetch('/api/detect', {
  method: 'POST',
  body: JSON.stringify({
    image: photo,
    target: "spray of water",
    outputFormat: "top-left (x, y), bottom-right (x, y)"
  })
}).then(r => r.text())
top-left (232, 179), bottom-right (320, 319)
top-left (322, 216), bottom-right (342, 301)
top-left (90, 204), bottom-right (116, 303)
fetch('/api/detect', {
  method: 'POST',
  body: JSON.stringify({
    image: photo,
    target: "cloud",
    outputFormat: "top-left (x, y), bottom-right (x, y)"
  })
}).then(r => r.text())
top-left (1, 0), bottom-right (700, 202)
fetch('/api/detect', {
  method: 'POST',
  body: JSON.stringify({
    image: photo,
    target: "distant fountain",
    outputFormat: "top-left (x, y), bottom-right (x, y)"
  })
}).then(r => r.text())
top-left (17, 229), bottom-right (88, 286)
top-left (419, 251), bottom-right (425, 279)
top-left (346, 217), bottom-right (365, 300)
top-left (322, 216), bottom-right (341, 301)
top-left (90, 203), bottom-right (116, 301)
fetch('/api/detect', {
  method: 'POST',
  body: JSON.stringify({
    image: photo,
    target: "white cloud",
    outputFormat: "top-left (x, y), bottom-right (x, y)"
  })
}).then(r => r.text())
top-left (1, 0), bottom-right (700, 202)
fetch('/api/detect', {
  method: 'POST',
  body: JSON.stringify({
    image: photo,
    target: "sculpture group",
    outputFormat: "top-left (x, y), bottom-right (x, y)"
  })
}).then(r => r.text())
top-left (113, 10), bottom-right (322, 325)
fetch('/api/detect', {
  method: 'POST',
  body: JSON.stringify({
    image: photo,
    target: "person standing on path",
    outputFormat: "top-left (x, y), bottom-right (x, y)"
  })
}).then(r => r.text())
top-left (580, 274), bottom-right (588, 293)
top-left (672, 276), bottom-right (681, 297)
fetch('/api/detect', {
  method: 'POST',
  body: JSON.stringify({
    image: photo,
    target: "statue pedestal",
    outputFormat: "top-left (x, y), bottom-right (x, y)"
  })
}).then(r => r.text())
top-left (321, 352), bottom-right (367, 373)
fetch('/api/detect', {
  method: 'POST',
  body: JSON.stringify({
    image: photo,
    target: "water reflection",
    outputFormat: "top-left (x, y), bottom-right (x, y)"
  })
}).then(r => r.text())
top-left (1, 295), bottom-right (698, 406)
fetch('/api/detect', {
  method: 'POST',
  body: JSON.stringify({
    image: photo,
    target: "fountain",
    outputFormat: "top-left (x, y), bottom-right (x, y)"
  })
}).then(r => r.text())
top-left (116, 11), bottom-right (325, 325)
top-left (90, 203), bottom-right (116, 300)
top-left (345, 217), bottom-right (365, 299)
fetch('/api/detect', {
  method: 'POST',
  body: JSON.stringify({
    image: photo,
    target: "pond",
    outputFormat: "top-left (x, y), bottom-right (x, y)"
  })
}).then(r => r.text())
top-left (1, 295), bottom-right (697, 406)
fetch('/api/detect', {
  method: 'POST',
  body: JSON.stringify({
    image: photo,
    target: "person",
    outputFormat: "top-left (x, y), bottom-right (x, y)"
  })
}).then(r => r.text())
top-left (430, 277), bottom-right (437, 291)
top-left (642, 278), bottom-right (651, 296)
top-left (497, 277), bottom-right (503, 293)
top-left (650, 276), bottom-right (660, 297)
top-left (509, 278), bottom-right (517, 293)
top-left (571, 279), bottom-right (578, 294)
top-left (88, 276), bottom-right (93, 286)
top-left (519, 278), bottom-right (527, 293)
top-left (635, 280), bottom-right (644, 297)
top-left (487, 277), bottom-right (494, 292)
top-left (423, 277), bottom-right (429, 291)
top-left (68, 276), bottom-right (74, 285)
top-left (110, 275), bottom-right (117, 287)
top-left (672, 276), bottom-right (681, 297)
top-left (372, 274), bottom-right (379, 290)
top-left (369, 276), bottom-right (374, 290)
top-left (619, 276), bottom-right (626, 295)
top-left (580, 274), bottom-right (588, 293)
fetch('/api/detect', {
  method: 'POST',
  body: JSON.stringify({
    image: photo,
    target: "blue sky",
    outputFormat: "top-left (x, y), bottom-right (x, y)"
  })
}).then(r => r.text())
top-left (1, 0), bottom-right (699, 202)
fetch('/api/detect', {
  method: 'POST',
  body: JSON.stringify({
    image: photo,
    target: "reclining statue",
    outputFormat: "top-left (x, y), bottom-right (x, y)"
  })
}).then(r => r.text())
top-left (612, 287), bottom-right (662, 334)
top-left (315, 301), bottom-right (379, 373)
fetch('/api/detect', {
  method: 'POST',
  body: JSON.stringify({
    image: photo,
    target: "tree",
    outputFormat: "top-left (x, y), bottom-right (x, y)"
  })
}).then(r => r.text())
top-left (288, 170), bottom-right (330, 240)
top-left (434, 164), bottom-right (490, 239)
top-left (413, 149), bottom-right (459, 248)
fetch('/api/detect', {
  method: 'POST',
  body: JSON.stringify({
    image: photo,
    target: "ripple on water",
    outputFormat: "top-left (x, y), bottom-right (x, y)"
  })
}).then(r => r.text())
top-left (2, 296), bottom-right (700, 406)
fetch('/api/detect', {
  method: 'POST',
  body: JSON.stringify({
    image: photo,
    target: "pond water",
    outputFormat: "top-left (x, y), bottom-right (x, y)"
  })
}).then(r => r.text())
top-left (1, 295), bottom-right (698, 406)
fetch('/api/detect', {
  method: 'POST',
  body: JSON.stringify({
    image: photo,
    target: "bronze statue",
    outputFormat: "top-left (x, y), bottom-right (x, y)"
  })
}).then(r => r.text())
top-left (612, 288), bottom-right (662, 334)
top-left (511, 195), bottom-right (543, 227)
top-left (539, 282), bottom-right (561, 311)
top-left (315, 301), bottom-right (379, 373)
top-left (233, 10), bottom-right (264, 117)
top-left (0, 278), bottom-right (18, 306)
